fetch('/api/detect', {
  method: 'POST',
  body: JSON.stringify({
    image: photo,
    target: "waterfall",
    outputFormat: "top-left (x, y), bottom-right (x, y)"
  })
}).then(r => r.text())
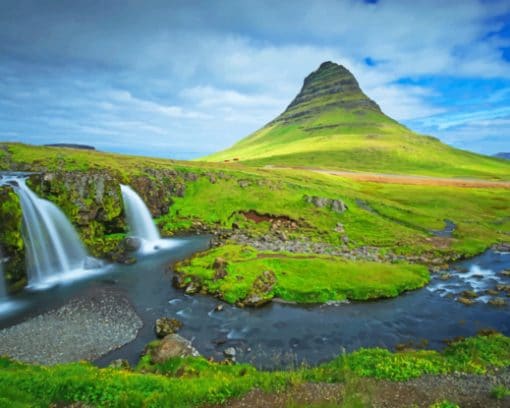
top-left (9, 177), bottom-right (89, 287)
top-left (120, 185), bottom-right (160, 242)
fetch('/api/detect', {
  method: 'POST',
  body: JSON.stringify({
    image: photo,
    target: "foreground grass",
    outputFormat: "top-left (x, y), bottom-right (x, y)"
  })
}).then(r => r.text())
top-left (174, 244), bottom-right (430, 304)
top-left (0, 334), bottom-right (508, 407)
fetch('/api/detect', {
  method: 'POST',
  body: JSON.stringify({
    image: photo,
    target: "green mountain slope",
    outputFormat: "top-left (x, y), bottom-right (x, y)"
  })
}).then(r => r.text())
top-left (203, 61), bottom-right (510, 179)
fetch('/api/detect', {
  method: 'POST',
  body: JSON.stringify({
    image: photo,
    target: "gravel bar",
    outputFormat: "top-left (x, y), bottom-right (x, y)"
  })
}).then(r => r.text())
top-left (0, 288), bottom-right (143, 365)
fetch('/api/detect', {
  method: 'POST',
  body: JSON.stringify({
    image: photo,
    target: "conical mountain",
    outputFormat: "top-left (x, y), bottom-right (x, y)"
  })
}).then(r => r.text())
top-left (273, 61), bottom-right (382, 124)
top-left (203, 62), bottom-right (510, 178)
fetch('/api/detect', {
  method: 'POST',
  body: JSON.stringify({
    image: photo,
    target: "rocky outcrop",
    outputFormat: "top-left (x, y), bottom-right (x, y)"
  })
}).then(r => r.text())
top-left (155, 317), bottom-right (182, 338)
top-left (271, 61), bottom-right (381, 126)
top-left (213, 257), bottom-right (228, 280)
top-left (0, 165), bottom-right (199, 292)
top-left (30, 171), bottom-right (125, 256)
top-left (0, 186), bottom-right (24, 289)
top-left (304, 195), bottom-right (347, 213)
top-left (147, 334), bottom-right (200, 364)
top-left (240, 270), bottom-right (277, 307)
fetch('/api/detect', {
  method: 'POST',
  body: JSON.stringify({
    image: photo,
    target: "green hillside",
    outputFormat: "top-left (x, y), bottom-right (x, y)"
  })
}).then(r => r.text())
top-left (203, 62), bottom-right (510, 179)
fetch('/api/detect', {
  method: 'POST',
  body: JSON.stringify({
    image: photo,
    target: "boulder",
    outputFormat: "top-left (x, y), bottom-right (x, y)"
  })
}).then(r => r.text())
top-left (310, 196), bottom-right (330, 208)
top-left (489, 297), bottom-right (506, 307)
top-left (495, 243), bottom-right (510, 252)
top-left (241, 270), bottom-right (276, 307)
top-left (500, 269), bottom-right (510, 277)
top-left (155, 317), bottom-right (183, 338)
top-left (224, 347), bottom-right (236, 360)
top-left (460, 290), bottom-right (478, 299)
top-left (305, 195), bottom-right (347, 213)
top-left (457, 297), bottom-right (474, 306)
top-left (242, 293), bottom-right (271, 307)
top-left (330, 199), bottom-right (347, 213)
top-left (122, 236), bottom-right (142, 252)
top-left (185, 281), bottom-right (201, 294)
top-left (149, 334), bottom-right (200, 364)
top-left (213, 257), bottom-right (228, 280)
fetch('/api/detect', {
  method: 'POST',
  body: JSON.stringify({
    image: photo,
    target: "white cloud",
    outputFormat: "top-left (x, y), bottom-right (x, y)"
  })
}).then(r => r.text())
top-left (0, 0), bottom-right (509, 156)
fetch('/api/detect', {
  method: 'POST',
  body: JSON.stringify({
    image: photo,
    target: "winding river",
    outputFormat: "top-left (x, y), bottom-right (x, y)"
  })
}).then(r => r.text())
top-left (0, 236), bottom-right (509, 369)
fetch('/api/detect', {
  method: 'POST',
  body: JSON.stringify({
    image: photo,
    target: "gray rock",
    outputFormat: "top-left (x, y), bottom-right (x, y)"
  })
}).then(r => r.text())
top-left (122, 236), bottom-right (142, 252)
top-left (224, 347), bottom-right (236, 358)
top-left (185, 282), bottom-right (200, 294)
top-left (149, 334), bottom-right (200, 363)
top-left (311, 196), bottom-right (330, 208)
top-left (155, 317), bottom-right (182, 338)
top-left (330, 199), bottom-right (347, 213)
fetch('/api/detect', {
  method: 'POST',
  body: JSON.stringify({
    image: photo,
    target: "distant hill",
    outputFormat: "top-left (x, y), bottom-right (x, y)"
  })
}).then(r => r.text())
top-left (494, 152), bottom-right (510, 160)
top-left (203, 61), bottom-right (510, 179)
top-left (44, 143), bottom-right (95, 150)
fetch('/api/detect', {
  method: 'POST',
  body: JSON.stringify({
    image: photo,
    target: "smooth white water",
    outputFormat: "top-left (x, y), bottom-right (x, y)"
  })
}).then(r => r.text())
top-left (13, 178), bottom-right (89, 288)
top-left (120, 184), bottom-right (160, 242)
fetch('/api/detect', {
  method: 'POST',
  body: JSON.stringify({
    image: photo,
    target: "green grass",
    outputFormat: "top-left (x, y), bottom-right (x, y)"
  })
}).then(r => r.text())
top-left (1, 142), bottom-right (510, 288)
top-left (202, 72), bottom-right (510, 179)
top-left (0, 334), bottom-right (508, 407)
top-left (162, 166), bottom-right (510, 260)
top-left (204, 118), bottom-right (510, 179)
top-left (174, 244), bottom-right (430, 304)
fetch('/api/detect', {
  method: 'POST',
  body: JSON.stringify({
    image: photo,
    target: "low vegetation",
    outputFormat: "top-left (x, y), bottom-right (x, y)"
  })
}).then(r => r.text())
top-left (0, 333), bottom-right (508, 407)
top-left (1, 142), bottom-right (510, 292)
top-left (174, 244), bottom-right (430, 305)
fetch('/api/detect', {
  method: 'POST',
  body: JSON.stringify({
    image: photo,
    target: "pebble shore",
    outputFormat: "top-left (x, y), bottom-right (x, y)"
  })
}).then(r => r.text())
top-left (0, 288), bottom-right (142, 365)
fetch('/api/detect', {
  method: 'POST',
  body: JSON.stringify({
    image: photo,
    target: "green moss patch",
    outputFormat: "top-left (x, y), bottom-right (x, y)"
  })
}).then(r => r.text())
top-left (174, 244), bottom-right (430, 304)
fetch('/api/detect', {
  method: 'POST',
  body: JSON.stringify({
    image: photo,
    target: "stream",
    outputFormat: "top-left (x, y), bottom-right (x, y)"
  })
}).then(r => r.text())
top-left (0, 236), bottom-right (509, 369)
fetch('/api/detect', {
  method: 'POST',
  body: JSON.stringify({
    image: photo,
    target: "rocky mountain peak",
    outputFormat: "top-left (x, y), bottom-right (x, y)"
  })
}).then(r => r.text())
top-left (273, 61), bottom-right (381, 124)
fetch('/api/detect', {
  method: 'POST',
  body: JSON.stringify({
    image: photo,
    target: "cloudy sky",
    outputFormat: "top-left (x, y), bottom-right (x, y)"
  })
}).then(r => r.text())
top-left (0, 0), bottom-right (509, 159)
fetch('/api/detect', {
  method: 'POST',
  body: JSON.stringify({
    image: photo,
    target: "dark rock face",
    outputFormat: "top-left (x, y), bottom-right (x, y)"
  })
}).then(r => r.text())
top-left (272, 61), bottom-right (381, 125)
top-left (0, 166), bottom-right (197, 291)
top-left (0, 186), bottom-right (24, 289)
top-left (130, 170), bottom-right (179, 217)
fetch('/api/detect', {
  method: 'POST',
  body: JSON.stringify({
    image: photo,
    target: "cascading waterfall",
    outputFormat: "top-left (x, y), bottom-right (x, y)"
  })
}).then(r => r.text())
top-left (8, 177), bottom-right (89, 287)
top-left (120, 185), bottom-right (160, 242)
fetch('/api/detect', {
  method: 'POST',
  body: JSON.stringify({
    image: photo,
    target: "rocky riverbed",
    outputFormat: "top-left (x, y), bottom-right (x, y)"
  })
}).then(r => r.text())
top-left (207, 228), bottom-right (464, 269)
top-left (0, 287), bottom-right (142, 365)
